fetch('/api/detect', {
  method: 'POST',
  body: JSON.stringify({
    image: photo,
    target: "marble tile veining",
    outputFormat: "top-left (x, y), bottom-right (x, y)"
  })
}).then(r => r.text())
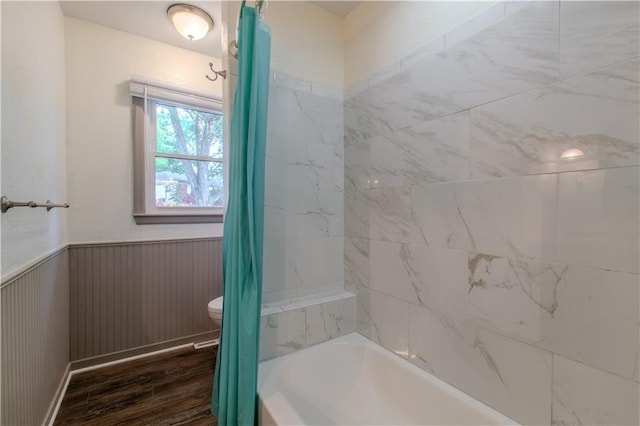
top-left (369, 111), bottom-right (470, 187)
top-left (557, 166), bottom-right (639, 274)
top-left (266, 139), bottom-right (342, 190)
top-left (342, 2), bottom-right (640, 425)
top-left (367, 187), bottom-right (413, 244)
top-left (260, 308), bottom-right (306, 361)
top-left (368, 240), bottom-right (425, 306)
top-left (468, 253), bottom-right (567, 322)
top-left (344, 189), bottom-right (370, 240)
top-left (350, 284), bottom-right (409, 358)
top-left (344, 141), bottom-right (370, 192)
top-left (345, 1), bottom-right (560, 157)
top-left (264, 188), bottom-right (343, 240)
top-left (552, 355), bottom-right (639, 426)
top-left (263, 237), bottom-right (343, 296)
top-left (409, 0), bottom-right (560, 121)
top-left (368, 241), bottom-right (468, 311)
top-left (264, 80), bottom-right (344, 298)
top-left (268, 84), bottom-right (343, 149)
top-left (560, 1), bottom-right (640, 79)
top-left (260, 294), bottom-right (355, 360)
top-left (272, 70), bottom-right (312, 93)
top-left (408, 306), bottom-right (552, 425)
top-left (505, 0), bottom-right (535, 17)
top-left (470, 59), bottom-right (639, 178)
top-left (306, 297), bottom-right (356, 346)
top-left (344, 69), bottom-right (415, 146)
top-left (410, 174), bottom-right (558, 261)
top-left (444, 1), bottom-right (506, 49)
top-left (467, 254), bottom-right (639, 380)
top-left (344, 237), bottom-right (369, 287)
top-left (399, 35), bottom-right (445, 70)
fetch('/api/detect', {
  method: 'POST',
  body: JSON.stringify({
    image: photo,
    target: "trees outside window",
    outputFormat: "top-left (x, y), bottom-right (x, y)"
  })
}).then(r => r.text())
top-left (130, 78), bottom-right (224, 224)
top-left (154, 104), bottom-right (224, 208)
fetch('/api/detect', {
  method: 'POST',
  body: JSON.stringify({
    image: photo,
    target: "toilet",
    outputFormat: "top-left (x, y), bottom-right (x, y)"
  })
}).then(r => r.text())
top-left (208, 296), bottom-right (223, 328)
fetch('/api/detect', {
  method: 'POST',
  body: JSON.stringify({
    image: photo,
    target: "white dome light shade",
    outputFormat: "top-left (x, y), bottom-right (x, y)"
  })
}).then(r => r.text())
top-left (168, 4), bottom-right (213, 41)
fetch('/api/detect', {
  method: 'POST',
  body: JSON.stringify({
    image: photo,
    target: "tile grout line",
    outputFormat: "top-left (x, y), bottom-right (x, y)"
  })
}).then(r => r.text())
top-left (550, 353), bottom-right (555, 425)
top-left (347, 164), bottom-right (640, 190)
top-left (363, 280), bottom-right (640, 385)
top-left (346, 51), bottom-right (639, 146)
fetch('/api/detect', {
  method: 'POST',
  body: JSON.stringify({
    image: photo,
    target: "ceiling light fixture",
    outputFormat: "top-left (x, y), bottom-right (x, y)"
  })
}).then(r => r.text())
top-left (167, 4), bottom-right (213, 41)
top-left (560, 148), bottom-right (585, 160)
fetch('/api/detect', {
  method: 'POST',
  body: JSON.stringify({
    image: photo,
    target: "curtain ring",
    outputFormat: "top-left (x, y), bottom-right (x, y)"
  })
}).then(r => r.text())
top-left (229, 40), bottom-right (239, 59)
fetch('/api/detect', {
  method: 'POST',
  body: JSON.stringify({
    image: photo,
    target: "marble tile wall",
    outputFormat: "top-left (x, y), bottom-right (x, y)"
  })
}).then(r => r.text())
top-left (343, 1), bottom-right (639, 425)
top-left (259, 292), bottom-right (355, 361)
top-left (264, 71), bottom-right (344, 304)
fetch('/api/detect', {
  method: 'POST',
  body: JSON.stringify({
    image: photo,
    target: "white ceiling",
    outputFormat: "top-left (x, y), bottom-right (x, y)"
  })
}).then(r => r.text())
top-left (60, 1), bottom-right (361, 59)
top-left (60, 1), bottom-right (223, 58)
top-left (309, 1), bottom-right (360, 17)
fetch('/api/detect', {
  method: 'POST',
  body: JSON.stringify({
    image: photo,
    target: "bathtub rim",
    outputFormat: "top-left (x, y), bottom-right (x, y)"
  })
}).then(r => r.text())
top-left (258, 332), bottom-right (520, 426)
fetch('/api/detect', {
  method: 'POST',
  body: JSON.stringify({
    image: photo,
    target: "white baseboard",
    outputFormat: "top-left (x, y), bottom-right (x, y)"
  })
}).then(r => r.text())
top-left (71, 343), bottom-right (194, 375)
top-left (194, 339), bottom-right (220, 349)
top-left (44, 363), bottom-right (71, 426)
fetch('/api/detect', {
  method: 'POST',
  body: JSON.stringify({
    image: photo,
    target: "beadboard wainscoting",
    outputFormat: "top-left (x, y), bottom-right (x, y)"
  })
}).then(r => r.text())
top-left (69, 237), bottom-right (223, 361)
top-left (1, 248), bottom-right (70, 426)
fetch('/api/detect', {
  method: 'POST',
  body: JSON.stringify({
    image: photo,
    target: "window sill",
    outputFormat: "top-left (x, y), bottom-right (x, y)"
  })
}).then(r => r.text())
top-left (134, 214), bottom-right (223, 225)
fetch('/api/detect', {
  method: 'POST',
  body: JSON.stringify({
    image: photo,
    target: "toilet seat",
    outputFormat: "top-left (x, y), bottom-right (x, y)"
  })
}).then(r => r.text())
top-left (208, 296), bottom-right (223, 319)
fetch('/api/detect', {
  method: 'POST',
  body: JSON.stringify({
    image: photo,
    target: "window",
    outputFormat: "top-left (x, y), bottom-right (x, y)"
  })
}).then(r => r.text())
top-left (131, 77), bottom-right (224, 224)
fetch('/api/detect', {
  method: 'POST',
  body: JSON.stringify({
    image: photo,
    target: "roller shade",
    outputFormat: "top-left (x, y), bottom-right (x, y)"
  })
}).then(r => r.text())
top-left (130, 75), bottom-right (222, 111)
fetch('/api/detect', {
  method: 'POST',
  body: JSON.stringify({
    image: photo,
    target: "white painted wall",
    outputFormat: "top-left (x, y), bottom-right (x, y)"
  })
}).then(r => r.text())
top-left (65, 17), bottom-right (224, 243)
top-left (344, 1), bottom-right (497, 87)
top-left (1, 1), bottom-right (68, 277)
top-left (264, 0), bottom-right (344, 90)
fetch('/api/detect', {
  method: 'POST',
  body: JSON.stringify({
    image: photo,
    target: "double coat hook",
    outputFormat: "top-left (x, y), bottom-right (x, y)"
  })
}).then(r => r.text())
top-left (206, 63), bottom-right (227, 81)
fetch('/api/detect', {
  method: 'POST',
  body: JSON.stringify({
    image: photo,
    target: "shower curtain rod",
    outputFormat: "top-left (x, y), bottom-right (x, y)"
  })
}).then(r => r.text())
top-left (230, 0), bottom-right (268, 59)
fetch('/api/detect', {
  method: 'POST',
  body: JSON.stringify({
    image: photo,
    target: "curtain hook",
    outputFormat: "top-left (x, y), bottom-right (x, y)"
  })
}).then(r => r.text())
top-left (256, 0), bottom-right (267, 17)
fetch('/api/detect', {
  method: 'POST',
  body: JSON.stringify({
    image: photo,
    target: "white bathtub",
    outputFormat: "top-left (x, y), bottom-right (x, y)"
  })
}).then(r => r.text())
top-left (258, 333), bottom-right (519, 425)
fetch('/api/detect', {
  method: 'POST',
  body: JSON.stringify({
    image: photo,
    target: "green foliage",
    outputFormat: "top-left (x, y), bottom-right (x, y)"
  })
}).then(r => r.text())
top-left (154, 103), bottom-right (224, 207)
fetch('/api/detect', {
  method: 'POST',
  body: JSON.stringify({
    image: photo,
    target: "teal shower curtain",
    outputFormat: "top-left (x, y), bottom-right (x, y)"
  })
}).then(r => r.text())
top-left (211, 3), bottom-right (271, 426)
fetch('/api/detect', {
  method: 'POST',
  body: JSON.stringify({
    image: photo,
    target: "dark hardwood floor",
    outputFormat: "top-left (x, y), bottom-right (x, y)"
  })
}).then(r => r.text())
top-left (55, 346), bottom-right (218, 425)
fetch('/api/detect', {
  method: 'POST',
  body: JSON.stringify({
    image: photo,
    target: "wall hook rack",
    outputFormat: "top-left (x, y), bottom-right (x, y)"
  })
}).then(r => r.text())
top-left (206, 63), bottom-right (227, 81)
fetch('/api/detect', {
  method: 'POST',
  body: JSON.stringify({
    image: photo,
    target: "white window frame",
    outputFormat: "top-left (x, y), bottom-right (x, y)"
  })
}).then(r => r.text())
top-left (130, 76), bottom-right (224, 224)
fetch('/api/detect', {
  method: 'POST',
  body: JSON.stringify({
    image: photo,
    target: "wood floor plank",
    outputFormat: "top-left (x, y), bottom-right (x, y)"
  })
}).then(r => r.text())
top-left (55, 347), bottom-right (218, 425)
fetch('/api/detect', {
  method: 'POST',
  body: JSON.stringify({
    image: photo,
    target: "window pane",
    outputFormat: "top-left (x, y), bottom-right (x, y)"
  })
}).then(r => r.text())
top-left (155, 103), bottom-right (223, 159)
top-left (155, 158), bottom-right (224, 208)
